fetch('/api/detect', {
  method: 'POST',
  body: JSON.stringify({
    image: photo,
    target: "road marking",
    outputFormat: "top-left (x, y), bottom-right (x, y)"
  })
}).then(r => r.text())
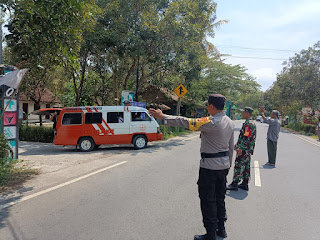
top-left (182, 135), bottom-right (199, 141)
top-left (0, 161), bottom-right (128, 210)
top-left (254, 161), bottom-right (261, 187)
top-left (294, 135), bottom-right (320, 147)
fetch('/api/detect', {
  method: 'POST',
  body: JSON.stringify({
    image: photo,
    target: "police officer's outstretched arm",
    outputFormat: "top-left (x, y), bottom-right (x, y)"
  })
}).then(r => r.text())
top-left (149, 108), bottom-right (211, 131)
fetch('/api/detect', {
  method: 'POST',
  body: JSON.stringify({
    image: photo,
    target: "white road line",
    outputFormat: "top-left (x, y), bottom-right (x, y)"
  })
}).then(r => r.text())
top-left (254, 161), bottom-right (261, 187)
top-left (0, 161), bottom-right (127, 210)
top-left (182, 135), bottom-right (199, 141)
top-left (294, 135), bottom-right (320, 147)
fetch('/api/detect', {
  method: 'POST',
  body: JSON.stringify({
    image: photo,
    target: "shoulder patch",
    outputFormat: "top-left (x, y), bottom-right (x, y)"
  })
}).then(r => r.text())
top-left (189, 117), bottom-right (211, 131)
top-left (243, 125), bottom-right (252, 137)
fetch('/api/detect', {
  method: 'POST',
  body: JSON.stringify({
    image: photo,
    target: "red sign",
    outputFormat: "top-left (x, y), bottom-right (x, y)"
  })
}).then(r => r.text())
top-left (4, 112), bottom-right (17, 125)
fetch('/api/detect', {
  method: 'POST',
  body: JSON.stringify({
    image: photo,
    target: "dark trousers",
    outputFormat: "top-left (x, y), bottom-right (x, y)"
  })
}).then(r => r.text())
top-left (197, 167), bottom-right (229, 234)
top-left (232, 151), bottom-right (251, 183)
top-left (267, 139), bottom-right (277, 164)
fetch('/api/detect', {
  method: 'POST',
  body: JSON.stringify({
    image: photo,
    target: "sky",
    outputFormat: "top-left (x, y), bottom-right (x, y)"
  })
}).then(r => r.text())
top-left (208, 0), bottom-right (320, 91)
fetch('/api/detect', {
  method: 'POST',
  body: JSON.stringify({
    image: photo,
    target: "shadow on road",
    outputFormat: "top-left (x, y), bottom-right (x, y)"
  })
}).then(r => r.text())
top-left (262, 164), bottom-right (276, 169)
top-left (19, 135), bottom-right (187, 158)
top-left (226, 189), bottom-right (248, 200)
top-left (0, 185), bottom-right (34, 236)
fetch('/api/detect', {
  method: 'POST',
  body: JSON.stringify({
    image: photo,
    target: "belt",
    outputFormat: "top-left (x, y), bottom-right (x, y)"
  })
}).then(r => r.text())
top-left (201, 151), bottom-right (228, 159)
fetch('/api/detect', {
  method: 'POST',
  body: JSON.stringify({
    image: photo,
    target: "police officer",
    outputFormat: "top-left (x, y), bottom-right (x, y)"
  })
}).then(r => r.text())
top-left (227, 107), bottom-right (256, 191)
top-left (149, 94), bottom-right (234, 240)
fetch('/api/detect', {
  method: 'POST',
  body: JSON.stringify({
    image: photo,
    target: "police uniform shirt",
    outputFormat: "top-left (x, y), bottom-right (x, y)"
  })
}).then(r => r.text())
top-left (163, 112), bottom-right (235, 170)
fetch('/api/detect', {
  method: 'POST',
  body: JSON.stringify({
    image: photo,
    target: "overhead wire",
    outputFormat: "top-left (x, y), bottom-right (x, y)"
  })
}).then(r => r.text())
top-left (214, 44), bottom-right (298, 61)
top-left (215, 44), bottom-right (299, 53)
top-left (224, 55), bottom-right (288, 61)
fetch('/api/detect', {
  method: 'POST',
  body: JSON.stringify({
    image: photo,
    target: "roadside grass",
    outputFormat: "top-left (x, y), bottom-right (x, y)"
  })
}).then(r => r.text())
top-left (284, 126), bottom-right (318, 139)
top-left (0, 161), bottom-right (40, 192)
top-left (160, 125), bottom-right (191, 140)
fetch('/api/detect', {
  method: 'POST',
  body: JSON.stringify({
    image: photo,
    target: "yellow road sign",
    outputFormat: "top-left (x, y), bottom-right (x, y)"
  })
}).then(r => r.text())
top-left (174, 84), bottom-right (188, 98)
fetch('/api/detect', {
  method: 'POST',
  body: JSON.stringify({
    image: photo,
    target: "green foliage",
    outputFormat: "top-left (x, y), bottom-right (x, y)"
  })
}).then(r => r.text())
top-left (0, 133), bottom-right (15, 184)
top-left (3, 0), bottom-right (258, 111)
top-left (19, 125), bottom-right (53, 143)
top-left (88, 0), bottom-right (222, 103)
top-left (160, 125), bottom-right (190, 140)
top-left (5, 0), bottom-right (97, 107)
top-left (266, 41), bottom-right (320, 115)
top-left (286, 122), bottom-right (317, 135)
top-left (189, 59), bottom-right (260, 106)
top-left (235, 91), bottom-right (264, 112)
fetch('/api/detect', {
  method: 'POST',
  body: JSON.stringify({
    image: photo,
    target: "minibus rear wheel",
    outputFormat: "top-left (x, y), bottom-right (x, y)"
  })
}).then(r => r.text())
top-left (133, 135), bottom-right (148, 150)
top-left (78, 137), bottom-right (95, 152)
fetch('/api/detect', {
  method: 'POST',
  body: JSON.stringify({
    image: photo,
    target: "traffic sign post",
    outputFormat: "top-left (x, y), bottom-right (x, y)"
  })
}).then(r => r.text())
top-left (173, 84), bottom-right (188, 133)
top-left (173, 84), bottom-right (188, 98)
top-left (1, 85), bottom-right (20, 159)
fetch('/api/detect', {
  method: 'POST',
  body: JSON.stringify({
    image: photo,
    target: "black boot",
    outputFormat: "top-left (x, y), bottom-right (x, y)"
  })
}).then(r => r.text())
top-left (194, 232), bottom-right (216, 240)
top-left (238, 179), bottom-right (249, 191)
top-left (226, 181), bottom-right (238, 191)
top-left (216, 221), bottom-right (227, 238)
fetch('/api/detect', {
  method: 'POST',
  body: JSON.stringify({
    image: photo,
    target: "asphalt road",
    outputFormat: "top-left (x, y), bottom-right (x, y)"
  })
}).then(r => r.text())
top-left (1, 120), bottom-right (320, 240)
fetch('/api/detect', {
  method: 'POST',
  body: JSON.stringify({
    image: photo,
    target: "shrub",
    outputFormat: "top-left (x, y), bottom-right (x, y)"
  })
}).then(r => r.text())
top-left (19, 125), bottom-right (53, 143)
top-left (0, 133), bottom-right (15, 184)
top-left (287, 122), bottom-right (316, 135)
top-left (160, 125), bottom-right (189, 140)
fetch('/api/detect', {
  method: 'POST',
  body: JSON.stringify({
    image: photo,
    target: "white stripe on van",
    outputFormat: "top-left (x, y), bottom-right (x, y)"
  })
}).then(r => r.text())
top-left (93, 107), bottom-right (113, 135)
top-left (82, 109), bottom-right (105, 135)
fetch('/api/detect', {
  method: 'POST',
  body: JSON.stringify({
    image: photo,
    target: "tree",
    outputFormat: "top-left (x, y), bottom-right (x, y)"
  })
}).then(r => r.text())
top-left (188, 58), bottom-right (260, 107)
top-left (89, 0), bottom-right (223, 104)
top-left (269, 41), bottom-right (320, 115)
top-left (5, 0), bottom-right (96, 111)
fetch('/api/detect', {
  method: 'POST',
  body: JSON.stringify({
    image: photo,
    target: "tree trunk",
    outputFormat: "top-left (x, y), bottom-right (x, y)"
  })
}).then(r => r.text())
top-left (113, 73), bottom-right (119, 105)
top-left (78, 51), bottom-right (89, 105)
top-left (123, 59), bottom-right (137, 90)
top-left (72, 72), bottom-right (80, 106)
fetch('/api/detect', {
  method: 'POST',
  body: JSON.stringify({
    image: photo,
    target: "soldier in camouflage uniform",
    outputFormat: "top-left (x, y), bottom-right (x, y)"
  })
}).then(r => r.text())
top-left (227, 107), bottom-right (256, 191)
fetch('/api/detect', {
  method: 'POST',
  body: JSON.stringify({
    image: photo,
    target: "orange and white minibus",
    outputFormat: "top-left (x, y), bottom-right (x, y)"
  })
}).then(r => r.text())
top-left (52, 106), bottom-right (162, 151)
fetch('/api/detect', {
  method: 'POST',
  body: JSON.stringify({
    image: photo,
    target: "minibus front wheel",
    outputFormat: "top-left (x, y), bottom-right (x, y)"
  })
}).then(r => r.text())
top-left (133, 135), bottom-right (148, 150)
top-left (78, 137), bottom-right (95, 152)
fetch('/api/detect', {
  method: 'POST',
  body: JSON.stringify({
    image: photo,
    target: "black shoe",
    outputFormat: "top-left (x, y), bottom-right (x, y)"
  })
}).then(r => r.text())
top-left (226, 182), bottom-right (238, 191)
top-left (238, 183), bottom-right (249, 191)
top-left (216, 229), bottom-right (227, 238)
top-left (194, 233), bottom-right (216, 240)
top-left (265, 162), bottom-right (275, 166)
top-left (238, 180), bottom-right (249, 191)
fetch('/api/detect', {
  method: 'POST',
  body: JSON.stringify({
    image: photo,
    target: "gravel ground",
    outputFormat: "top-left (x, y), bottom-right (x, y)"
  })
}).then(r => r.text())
top-left (17, 141), bottom-right (135, 174)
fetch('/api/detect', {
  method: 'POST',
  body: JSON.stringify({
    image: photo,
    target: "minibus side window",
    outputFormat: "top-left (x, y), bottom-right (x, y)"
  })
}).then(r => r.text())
top-left (62, 113), bottom-right (82, 125)
top-left (107, 112), bottom-right (124, 123)
top-left (85, 112), bottom-right (102, 124)
top-left (131, 112), bottom-right (150, 121)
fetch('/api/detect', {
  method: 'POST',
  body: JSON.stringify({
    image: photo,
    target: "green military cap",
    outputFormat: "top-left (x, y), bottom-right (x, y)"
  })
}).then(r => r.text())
top-left (244, 107), bottom-right (254, 114)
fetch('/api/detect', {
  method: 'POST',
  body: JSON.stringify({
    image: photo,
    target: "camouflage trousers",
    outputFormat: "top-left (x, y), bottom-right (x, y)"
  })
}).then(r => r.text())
top-left (232, 151), bottom-right (251, 183)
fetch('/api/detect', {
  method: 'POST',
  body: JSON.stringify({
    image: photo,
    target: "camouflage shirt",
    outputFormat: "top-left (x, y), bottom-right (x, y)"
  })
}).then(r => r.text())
top-left (236, 118), bottom-right (256, 155)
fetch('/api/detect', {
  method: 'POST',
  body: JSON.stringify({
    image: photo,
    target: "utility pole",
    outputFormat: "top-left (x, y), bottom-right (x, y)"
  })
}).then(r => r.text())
top-left (135, 54), bottom-right (139, 102)
top-left (0, 22), bottom-right (2, 64)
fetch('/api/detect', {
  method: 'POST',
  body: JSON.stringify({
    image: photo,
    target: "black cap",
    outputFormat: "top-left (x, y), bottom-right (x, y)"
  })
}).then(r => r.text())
top-left (244, 107), bottom-right (254, 114)
top-left (206, 94), bottom-right (226, 110)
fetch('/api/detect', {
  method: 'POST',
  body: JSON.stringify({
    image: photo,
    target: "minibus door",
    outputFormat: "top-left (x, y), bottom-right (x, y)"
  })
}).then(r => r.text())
top-left (129, 111), bottom-right (153, 134)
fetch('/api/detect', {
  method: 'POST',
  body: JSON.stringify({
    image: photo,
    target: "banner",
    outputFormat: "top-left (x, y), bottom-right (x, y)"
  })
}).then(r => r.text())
top-left (0, 66), bottom-right (28, 89)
